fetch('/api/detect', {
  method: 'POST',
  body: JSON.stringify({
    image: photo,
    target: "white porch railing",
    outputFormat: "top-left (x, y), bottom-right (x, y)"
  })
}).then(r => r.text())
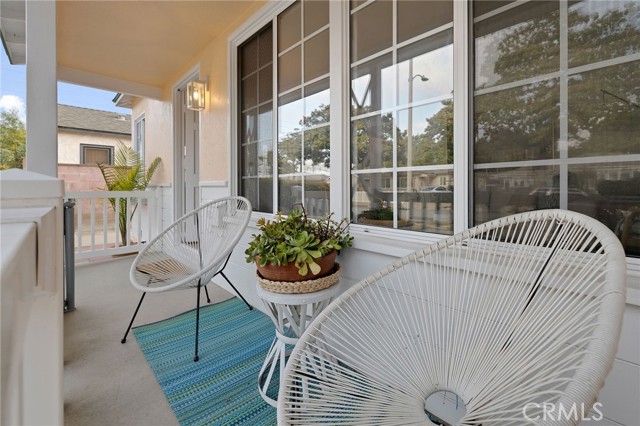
top-left (64, 189), bottom-right (162, 260)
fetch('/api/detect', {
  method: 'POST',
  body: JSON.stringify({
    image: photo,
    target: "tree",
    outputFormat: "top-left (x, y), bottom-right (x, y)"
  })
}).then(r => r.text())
top-left (98, 141), bottom-right (161, 244)
top-left (475, 4), bottom-right (640, 163)
top-left (0, 109), bottom-right (26, 170)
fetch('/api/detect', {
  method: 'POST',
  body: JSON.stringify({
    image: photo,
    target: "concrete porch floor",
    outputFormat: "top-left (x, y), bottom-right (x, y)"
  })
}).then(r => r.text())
top-left (64, 255), bottom-right (236, 426)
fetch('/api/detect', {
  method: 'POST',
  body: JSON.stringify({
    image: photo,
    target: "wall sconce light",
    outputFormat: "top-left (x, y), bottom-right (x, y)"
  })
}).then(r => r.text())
top-left (187, 79), bottom-right (206, 111)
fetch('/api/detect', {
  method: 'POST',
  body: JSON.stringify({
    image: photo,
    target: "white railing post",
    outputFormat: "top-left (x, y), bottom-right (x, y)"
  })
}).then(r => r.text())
top-left (155, 186), bottom-right (163, 238)
top-left (64, 190), bottom-right (159, 261)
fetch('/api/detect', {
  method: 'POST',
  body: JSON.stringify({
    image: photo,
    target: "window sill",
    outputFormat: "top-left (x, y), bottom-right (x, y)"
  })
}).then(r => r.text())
top-left (247, 212), bottom-right (640, 306)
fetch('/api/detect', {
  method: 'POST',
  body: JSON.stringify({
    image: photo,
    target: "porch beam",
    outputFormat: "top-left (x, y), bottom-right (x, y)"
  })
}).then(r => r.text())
top-left (25, 0), bottom-right (57, 177)
top-left (57, 67), bottom-right (163, 100)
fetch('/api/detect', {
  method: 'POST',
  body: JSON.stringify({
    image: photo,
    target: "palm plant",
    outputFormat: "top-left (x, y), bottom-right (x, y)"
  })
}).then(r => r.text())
top-left (98, 141), bottom-right (161, 244)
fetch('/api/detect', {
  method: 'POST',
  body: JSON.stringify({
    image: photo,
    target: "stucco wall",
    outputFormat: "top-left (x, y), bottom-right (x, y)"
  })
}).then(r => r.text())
top-left (58, 130), bottom-right (131, 164)
top-left (131, 1), bottom-right (265, 186)
top-left (131, 97), bottom-right (172, 185)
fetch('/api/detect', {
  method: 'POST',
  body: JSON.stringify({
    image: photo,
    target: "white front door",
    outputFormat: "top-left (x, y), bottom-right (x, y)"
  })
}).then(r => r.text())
top-left (175, 83), bottom-right (200, 220)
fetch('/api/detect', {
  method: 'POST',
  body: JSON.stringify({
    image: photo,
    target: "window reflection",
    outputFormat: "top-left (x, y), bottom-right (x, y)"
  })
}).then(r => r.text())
top-left (397, 102), bottom-right (453, 168)
top-left (304, 30), bottom-right (330, 81)
top-left (304, 79), bottom-right (330, 127)
top-left (350, 0), bottom-right (453, 234)
top-left (475, 1), bottom-right (559, 89)
top-left (304, 127), bottom-right (330, 172)
top-left (350, 0), bottom-right (393, 62)
top-left (568, 1), bottom-right (640, 68)
top-left (568, 62), bottom-right (640, 157)
top-left (475, 166), bottom-right (560, 224)
top-left (239, 24), bottom-right (273, 213)
top-left (351, 54), bottom-right (394, 116)
top-left (397, 30), bottom-right (453, 106)
top-left (352, 114), bottom-right (394, 170)
top-left (573, 162), bottom-right (640, 257)
top-left (475, 163), bottom-right (640, 257)
top-left (278, 91), bottom-right (303, 140)
top-left (399, 171), bottom-right (453, 234)
top-left (352, 172), bottom-right (395, 229)
top-left (473, 0), bottom-right (639, 257)
top-left (352, 171), bottom-right (454, 235)
top-left (475, 79), bottom-right (559, 164)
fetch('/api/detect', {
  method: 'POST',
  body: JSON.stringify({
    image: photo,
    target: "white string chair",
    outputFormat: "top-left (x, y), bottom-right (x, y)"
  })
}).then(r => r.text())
top-left (121, 196), bottom-right (253, 362)
top-left (278, 209), bottom-right (627, 425)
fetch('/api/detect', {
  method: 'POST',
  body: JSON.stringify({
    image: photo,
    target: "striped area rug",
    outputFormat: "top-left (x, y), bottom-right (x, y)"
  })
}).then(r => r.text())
top-left (133, 297), bottom-right (278, 425)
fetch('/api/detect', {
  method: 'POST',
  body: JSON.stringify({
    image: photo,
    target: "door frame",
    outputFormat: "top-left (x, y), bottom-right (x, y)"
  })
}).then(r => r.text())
top-left (172, 65), bottom-right (201, 222)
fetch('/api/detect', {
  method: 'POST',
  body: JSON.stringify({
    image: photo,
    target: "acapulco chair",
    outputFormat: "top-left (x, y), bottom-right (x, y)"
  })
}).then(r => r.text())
top-left (278, 209), bottom-right (627, 425)
top-left (121, 196), bottom-right (253, 362)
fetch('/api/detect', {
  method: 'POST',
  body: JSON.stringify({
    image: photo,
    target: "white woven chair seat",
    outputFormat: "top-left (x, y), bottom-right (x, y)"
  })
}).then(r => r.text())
top-left (130, 197), bottom-right (251, 292)
top-left (121, 196), bottom-right (253, 362)
top-left (278, 210), bottom-right (626, 425)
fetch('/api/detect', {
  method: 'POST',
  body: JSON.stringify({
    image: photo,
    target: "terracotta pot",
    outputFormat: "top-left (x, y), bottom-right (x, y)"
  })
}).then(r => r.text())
top-left (256, 250), bottom-right (337, 282)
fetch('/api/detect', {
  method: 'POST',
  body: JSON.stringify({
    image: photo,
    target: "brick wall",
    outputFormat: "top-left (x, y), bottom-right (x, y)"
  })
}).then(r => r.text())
top-left (58, 163), bottom-right (106, 193)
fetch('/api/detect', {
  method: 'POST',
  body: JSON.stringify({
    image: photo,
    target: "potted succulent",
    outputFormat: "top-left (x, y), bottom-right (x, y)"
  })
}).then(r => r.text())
top-left (245, 207), bottom-right (353, 282)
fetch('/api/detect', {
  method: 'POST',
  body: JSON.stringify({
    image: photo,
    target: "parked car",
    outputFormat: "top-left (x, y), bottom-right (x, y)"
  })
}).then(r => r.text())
top-left (420, 185), bottom-right (450, 192)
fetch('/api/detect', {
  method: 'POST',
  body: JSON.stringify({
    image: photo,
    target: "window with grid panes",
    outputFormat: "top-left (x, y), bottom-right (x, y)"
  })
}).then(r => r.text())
top-left (238, 0), bottom-right (331, 216)
top-left (235, 0), bottom-right (640, 261)
top-left (350, 0), bottom-right (454, 234)
top-left (238, 25), bottom-right (274, 213)
top-left (473, 0), bottom-right (640, 257)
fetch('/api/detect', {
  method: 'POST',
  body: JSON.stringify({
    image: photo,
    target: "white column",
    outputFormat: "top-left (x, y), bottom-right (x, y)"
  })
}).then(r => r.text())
top-left (25, 0), bottom-right (57, 177)
top-left (329, 0), bottom-right (348, 217)
top-left (452, 0), bottom-right (470, 233)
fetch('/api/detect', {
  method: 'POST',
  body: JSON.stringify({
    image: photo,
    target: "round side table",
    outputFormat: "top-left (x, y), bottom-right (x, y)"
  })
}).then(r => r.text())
top-left (256, 281), bottom-right (341, 407)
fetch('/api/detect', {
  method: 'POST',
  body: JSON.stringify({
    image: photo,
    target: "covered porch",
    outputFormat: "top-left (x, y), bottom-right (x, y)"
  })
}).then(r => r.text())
top-left (1, 0), bottom-right (639, 425)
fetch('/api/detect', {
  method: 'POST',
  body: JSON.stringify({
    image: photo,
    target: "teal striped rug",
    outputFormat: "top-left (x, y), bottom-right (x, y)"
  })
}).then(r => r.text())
top-left (133, 298), bottom-right (278, 425)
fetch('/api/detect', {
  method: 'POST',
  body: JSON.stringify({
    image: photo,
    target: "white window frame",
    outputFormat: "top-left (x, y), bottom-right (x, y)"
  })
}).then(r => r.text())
top-left (228, 0), bottom-right (640, 286)
top-left (134, 114), bottom-right (145, 162)
top-left (79, 143), bottom-right (113, 165)
top-left (229, 0), bottom-right (469, 238)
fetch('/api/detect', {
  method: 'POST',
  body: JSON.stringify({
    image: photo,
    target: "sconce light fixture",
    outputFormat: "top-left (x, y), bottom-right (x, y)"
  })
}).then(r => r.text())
top-left (187, 79), bottom-right (206, 111)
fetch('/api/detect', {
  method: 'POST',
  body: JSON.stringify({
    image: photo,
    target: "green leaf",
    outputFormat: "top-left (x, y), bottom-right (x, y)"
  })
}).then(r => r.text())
top-left (307, 249), bottom-right (322, 259)
top-left (309, 260), bottom-right (321, 275)
top-left (298, 263), bottom-right (308, 276)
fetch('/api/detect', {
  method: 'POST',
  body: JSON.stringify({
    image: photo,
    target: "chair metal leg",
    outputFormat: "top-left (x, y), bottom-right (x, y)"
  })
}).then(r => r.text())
top-left (220, 271), bottom-right (253, 310)
top-left (121, 292), bottom-right (146, 344)
top-left (204, 284), bottom-right (211, 303)
top-left (194, 282), bottom-right (202, 362)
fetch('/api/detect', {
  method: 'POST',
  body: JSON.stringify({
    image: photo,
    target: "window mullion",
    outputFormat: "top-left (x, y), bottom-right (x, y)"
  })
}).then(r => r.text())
top-left (392, 0), bottom-right (398, 229)
top-left (329, 0), bottom-right (348, 218)
top-left (559, 0), bottom-right (569, 210)
top-left (453, 0), bottom-right (470, 233)
top-left (272, 16), bottom-right (279, 214)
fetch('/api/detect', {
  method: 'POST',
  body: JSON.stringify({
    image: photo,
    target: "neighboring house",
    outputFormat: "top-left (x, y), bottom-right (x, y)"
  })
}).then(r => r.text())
top-left (57, 104), bottom-right (131, 166)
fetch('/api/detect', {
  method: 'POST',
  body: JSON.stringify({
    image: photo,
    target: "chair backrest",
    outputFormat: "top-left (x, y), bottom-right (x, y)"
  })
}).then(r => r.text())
top-left (130, 196), bottom-right (252, 292)
top-left (278, 210), bottom-right (627, 425)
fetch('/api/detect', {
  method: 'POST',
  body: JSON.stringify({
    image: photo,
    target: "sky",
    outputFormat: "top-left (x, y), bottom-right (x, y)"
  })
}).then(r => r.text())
top-left (1, 47), bottom-right (131, 123)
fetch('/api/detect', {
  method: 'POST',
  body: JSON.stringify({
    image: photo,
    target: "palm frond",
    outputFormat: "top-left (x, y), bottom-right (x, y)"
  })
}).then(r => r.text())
top-left (98, 141), bottom-right (162, 244)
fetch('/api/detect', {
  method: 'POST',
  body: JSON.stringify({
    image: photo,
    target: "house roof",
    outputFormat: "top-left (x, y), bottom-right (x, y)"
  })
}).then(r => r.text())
top-left (57, 104), bottom-right (131, 135)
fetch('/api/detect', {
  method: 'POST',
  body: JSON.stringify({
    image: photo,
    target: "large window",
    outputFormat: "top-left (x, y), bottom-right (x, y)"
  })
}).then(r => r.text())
top-left (238, 1), bottom-right (330, 216)
top-left (236, 0), bottom-right (640, 259)
top-left (239, 25), bottom-right (274, 213)
top-left (350, 0), bottom-right (454, 234)
top-left (277, 0), bottom-right (330, 216)
top-left (473, 0), bottom-right (640, 257)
